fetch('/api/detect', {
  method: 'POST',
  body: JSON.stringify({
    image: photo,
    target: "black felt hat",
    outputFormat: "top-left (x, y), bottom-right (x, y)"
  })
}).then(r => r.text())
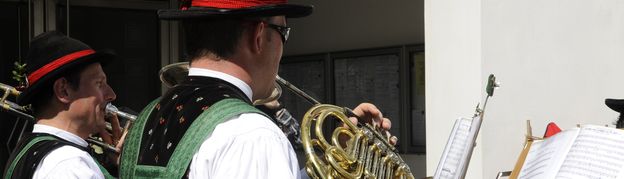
top-left (606, 98), bottom-right (624, 113)
top-left (158, 0), bottom-right (313, 20)
top-left (17, 31), bottom-right (115, 105)
top-left (606, 98), bottom-right (624, 128)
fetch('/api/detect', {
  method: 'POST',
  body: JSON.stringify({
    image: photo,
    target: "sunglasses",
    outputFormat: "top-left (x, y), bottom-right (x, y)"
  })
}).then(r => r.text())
top-left (264, 22), bottom-right (290, 44)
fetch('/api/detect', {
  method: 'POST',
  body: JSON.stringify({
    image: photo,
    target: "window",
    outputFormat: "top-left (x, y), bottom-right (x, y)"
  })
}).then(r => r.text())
top-left (409, 46), bottom-right (426, 152)
top-left (333, 48), bottom-right (402, 142)
top-left (278, 55), bottom-right (327, 121)
top-left (280, 44), bottom-right (425, 153)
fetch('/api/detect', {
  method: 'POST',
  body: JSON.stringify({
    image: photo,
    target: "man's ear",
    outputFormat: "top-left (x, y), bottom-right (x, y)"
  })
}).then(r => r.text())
top-left (53, 78), bottom-right (72, 104)
top-left (250, 21), bottom-right (266, 54)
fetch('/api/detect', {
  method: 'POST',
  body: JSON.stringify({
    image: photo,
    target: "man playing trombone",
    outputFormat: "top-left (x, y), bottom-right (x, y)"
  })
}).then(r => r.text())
top-left (120, 0), bottom-right (394, 178)
top-left (3, 31), bottom-right (121, 179)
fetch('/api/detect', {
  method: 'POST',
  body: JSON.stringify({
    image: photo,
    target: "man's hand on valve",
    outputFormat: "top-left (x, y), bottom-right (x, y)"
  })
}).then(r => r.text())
top-left (346, 103), bottom-right (398, 145)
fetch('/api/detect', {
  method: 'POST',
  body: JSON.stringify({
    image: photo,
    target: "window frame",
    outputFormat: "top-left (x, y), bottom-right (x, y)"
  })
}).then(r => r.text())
top-left (282, 44), bottom-right (425, 154)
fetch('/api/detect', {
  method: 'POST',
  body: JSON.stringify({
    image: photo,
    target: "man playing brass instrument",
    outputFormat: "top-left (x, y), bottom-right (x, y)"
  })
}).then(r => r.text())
top-left (120, 0), bottom-right (394, 178)
top-left (3, 31), bottom-right (121, 178)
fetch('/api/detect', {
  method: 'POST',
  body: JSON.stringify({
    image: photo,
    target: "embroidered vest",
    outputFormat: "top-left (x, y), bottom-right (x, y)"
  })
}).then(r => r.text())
top-left (120, 76), bottom-right (268, 179)
top-left (3, 133), bottom-right (114, 179)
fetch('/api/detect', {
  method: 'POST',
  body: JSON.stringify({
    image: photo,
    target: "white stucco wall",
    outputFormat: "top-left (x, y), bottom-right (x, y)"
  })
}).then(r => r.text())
top-left (427, 0), bottom-right (624, 178)
top-left (425, 0), bottom-right (483, 178)
top-left (481, 0), bottom-right (624, 177)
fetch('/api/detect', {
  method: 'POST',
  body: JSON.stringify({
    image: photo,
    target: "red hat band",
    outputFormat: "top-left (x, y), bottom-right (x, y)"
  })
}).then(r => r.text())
top-left (27, 49), bottom-right (95, 86)
top-left (188, 0), bottom-right (287, 10)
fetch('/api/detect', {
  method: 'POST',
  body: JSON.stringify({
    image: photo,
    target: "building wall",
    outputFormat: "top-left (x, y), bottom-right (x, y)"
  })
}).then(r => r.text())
top-left (427, 0), bottom-right (624, 178)
top-left (425, 0), bottom-right (484, 178)
top-left (481, 0), bottom-right (624, 177)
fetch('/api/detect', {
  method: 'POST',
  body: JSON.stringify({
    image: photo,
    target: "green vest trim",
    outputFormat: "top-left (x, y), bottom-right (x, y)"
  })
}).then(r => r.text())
top-left (120, 98), bottom-right (266, 179)
top-left (4, 136), bottom-right (56, 179)
top-left (120, 98), bottom-right (161, 179)
top-left (5, 136), bottom-right (115, 179)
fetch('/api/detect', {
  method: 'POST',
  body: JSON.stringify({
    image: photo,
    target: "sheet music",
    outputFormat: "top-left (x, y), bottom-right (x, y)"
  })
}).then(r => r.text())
top-left (556, 125), bottom-right (624, 179)
top-left (518, 129), bottom-right (579, 179)
top-left (434, 118), bottom-right (472, 179)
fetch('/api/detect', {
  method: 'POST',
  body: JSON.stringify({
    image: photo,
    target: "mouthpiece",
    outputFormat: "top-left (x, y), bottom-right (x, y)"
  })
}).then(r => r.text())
top-left (105, 103), bottom-right (137, 121)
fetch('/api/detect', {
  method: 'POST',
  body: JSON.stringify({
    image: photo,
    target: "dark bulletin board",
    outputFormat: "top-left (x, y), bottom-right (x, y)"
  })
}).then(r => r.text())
top-left (333, 53), bottom-right (401, 139)
top-left (278, 55), bottom-right (326, 122)
top-left (281, 45), bottom-right (425, 154)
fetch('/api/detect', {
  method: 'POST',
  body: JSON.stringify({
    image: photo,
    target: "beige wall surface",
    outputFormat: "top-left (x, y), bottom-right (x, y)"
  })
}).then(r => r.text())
top-left (481, 0), bottom-right (624, 177)
top-left (427, 0), bottom-right (624, 178)
top-left (425, 0), bottom-right (484, 178)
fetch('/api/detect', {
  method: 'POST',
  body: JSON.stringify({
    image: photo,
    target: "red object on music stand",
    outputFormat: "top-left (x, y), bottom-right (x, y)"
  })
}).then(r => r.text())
top-left (543, 122), bottom-right (561, 138)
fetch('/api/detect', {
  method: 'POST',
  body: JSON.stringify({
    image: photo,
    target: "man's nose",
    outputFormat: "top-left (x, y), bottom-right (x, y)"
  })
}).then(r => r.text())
top-left (105, 83), bottom-right (116, 101)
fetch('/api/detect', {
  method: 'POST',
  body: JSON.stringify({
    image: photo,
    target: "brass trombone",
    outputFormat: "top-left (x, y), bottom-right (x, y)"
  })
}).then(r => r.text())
top-left (0, 83), bottom-right (31, 119)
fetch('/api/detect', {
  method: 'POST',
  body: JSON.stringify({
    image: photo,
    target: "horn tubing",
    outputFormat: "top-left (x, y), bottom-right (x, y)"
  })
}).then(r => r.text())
top-left (0, 83), bottom-right (21, 96)
top-left (275, 76), bottom-right (321, 105)
top-left (275, 76), bottom-right (368, 126)
top-left (0, 82), bottom-right (32, 120)
top-left (1, 101), bottom-right (34, 121)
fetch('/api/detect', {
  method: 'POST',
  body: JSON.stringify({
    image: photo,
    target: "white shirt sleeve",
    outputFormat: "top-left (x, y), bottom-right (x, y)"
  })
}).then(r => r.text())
top-left (189, 113), bottom-right (300, 179)
top-left (32, 146), bottom-right (104, 179)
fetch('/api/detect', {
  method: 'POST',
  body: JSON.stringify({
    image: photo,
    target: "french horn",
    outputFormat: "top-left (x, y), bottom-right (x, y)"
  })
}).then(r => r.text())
top-left (276, 76), bottom-right (414, 179)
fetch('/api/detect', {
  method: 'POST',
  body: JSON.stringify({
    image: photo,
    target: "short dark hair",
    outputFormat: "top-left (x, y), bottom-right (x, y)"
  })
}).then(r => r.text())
top-left (181, 17), bottom-right (271, 61)
top-left (31, 62), bottom-right (88, 117)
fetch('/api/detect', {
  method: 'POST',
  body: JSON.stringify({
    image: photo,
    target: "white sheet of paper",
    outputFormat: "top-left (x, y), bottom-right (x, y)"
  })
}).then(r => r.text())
top-left (518, 128), bottom-right (579, 179)
top-left (556, 125), bottom-right (624, 179)
top-left (434, 118), bottom-right (472, 179)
